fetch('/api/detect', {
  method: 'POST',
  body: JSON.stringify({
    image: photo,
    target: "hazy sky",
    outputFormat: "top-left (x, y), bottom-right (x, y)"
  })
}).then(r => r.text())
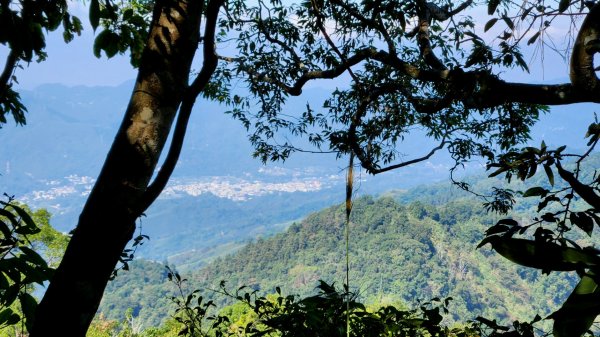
top-left (0, 3), bottom-right (580, 89)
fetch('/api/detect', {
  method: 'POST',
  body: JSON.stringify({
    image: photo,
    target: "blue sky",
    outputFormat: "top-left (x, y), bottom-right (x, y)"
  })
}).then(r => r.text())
top-left (6, 25), bottom-right (136, 89)
top-left (0, 2), bottom-right (580, 89)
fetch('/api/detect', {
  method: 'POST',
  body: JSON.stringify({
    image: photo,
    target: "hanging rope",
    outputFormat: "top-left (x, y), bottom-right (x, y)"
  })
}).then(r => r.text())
top-left (345, 153), bottom-right (354, 337)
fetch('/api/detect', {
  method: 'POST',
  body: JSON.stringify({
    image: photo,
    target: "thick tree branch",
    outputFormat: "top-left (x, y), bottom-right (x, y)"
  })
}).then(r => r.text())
top-left (467, 75), bottom-right (600, 106)
top-left (139, 0), bottom-right (224, 212)
top-left (556, 160), bottom-right (600, 209)
top-left (228, 33), bottom-right (600, 105)
top-left (570, 2), bottom-right (600, 94)
top-left (416, 0), bottom-right (447, 70)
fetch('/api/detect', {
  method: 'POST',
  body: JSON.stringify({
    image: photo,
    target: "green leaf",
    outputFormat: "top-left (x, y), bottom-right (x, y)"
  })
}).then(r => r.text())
top-left (1, 285), bottom-right (19, 307)
top-left (502, 16), bottom-right (514, 30)
top-left (484, 18), bottom-right (498, 32)
top-left (486, 237), bottom-right (600, 271)
top-left (558, 0), bottom-right (570, 13)
top-left (527, 31), bottom-right (541, 45)
top-left (0, 272), bottom-right (8, 290)
top-left (485, 224), bottom-right (510, 236)
top-left (9, 204), bottom-right (39, 235)
top-left (572, 212), bottom-right (594, 237)
top-left (551, 274), bottom-right (600, 337)
top-left (18, 246), bottom-right (48, 268)
top-left (0, 308), bottom-right (19, 326)
top-left (0, 209), bottom-right (17, 238)
top-left (544, 164), bottom-right (555, 186)
top-left (522, 186), bottom-right (548, 197)
top-left (521, 6), bottom-right (533, 20)
top-left (488, 0), bottom-right (501, 14)
top-left (19, 293), bottom-right (37, 332)
top-left (585, 123), bottom-right (600, 138)
top-left (488, 166), bottom-right (507, 178)
top-left (497, 218), bottom-right (519, 226)
top-left (90, 0), bottom-right (100, 31)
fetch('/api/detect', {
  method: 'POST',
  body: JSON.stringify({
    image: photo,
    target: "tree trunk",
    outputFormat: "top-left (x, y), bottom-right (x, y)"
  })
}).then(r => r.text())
top-left (30, 1), bottom-right (203, 335)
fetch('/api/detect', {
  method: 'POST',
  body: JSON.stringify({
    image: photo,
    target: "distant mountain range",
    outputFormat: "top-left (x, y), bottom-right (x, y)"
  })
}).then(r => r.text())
top-left (0, 82), bottom-right (595, 262)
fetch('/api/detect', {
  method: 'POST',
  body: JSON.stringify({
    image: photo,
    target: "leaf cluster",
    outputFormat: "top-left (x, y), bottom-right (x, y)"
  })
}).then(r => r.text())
top-left (212, 0), bottom-right (557, 175)
top-left (480, 122), bottom-right (600, 336)
top-left (168, 276), bottom-right (550, 337)
top-left (0, 196), bottom-right (54, 333)
top-left (90, 0), bottom-right (152, 67)
top-left (0, 0), bottom-right (82, 127)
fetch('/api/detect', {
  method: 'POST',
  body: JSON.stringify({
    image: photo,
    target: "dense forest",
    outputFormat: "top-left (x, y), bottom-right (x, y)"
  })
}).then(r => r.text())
top-left (99, 184), bottom-right (580, 331)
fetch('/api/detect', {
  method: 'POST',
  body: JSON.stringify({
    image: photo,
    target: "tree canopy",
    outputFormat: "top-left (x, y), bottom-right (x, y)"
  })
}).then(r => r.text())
top-left (212, 0), bottom-right (600, 174)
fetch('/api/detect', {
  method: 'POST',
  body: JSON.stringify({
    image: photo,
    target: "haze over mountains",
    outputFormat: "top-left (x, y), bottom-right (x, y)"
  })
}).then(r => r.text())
top-left (0, 81), bottom-right (594, 263)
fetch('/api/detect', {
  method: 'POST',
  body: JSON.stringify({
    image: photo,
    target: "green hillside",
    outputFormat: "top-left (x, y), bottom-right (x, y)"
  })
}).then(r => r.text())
top-left (100, 194), bottom-right (577, 329)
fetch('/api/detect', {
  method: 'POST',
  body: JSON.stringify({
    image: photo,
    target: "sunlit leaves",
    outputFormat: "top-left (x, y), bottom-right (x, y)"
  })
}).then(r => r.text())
top-left (0, 197), bottom-right (55, 333)
top-left (481, 121), bottom-right (600, 336)
top-left (91, 1), bottom-right (151, 67)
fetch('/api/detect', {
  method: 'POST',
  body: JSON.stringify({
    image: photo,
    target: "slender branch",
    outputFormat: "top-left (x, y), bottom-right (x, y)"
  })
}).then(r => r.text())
top-left (310, 0), bottom-right (362, 86)
top-left (0, 50), bottom-right (18, 95)
top-left (138, 0), bottom-right (224, 212)
top-left (328, 0), bottom-right (397, 54)
top-left (257, 20), bottom-right (303, 66)
top-left (369, 139), bottom-right (447, 174)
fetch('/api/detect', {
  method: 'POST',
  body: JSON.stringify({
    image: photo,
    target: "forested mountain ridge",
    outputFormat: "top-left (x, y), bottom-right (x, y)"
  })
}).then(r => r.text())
top-left (100, 193), bottom-right (577, 329)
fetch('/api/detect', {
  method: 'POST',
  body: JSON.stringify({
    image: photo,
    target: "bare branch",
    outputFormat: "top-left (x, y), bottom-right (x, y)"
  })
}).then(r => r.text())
top-left (369, 139), bottom-right (447, 174)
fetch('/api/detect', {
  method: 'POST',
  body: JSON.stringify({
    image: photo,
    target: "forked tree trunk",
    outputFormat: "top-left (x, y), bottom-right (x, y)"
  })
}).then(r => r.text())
top-left (31, 1), bottom-right (203, 335)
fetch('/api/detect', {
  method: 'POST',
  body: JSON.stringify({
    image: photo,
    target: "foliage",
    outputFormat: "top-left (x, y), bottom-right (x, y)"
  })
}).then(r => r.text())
top-left (89, 0), bottom-right (153, 67)
top-left (20, 206), bottom-right (69, 268)
top-left (99, 189), bottom-right (580, 330)
top-left (479, 122), bottom-right (600, 336)
top-left (0, 196), bottom-right (56, 333)
top-left (210, 0), bottom-right (596, 176)
top-left (167, 266), bottom-right (230, 337)
top-left (0, 0), bottom-right (82, 126)
top-left (166, 272), bottom-right (548, 337)
top-left (100, 259), bottom-right (175, 329)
